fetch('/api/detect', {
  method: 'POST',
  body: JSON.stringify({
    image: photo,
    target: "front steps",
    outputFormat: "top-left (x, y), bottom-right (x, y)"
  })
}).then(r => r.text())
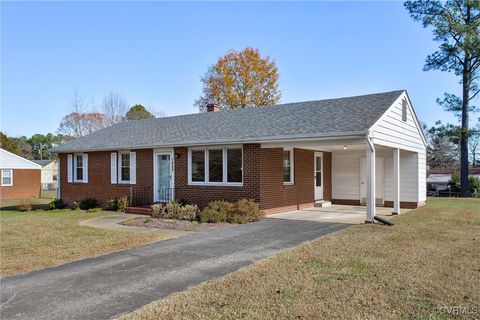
top-left (314, 200), bottom-right (331, 208)
top-left (125, 206), bottom-right (152, 215)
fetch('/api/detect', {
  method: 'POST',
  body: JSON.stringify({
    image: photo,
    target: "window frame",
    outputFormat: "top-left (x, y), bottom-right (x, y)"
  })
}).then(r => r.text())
top-left (188, 145), bottom-right (243, 186)
top-left (283, 148), bottom-right (294, 185)
top-left (73, 153), bottom-right (84, 182)
top-left (1, 169), bottom-right (13, 186)
top-left (118, 151), bottom-right (131, 184)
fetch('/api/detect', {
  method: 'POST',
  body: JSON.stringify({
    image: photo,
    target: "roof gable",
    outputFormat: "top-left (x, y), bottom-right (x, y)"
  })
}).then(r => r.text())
top-left (0, 149), bottom-right (42, 169)
top-left (52, 90), bottom-right (405, 153)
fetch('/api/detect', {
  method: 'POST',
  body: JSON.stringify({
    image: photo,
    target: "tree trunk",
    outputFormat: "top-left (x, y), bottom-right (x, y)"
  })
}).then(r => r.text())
top-left (460, 59), bottom-right (470, 197)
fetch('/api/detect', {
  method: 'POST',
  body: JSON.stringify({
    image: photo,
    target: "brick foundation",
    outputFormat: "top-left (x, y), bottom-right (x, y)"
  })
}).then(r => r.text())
top-left (332, 199), bottom-right (361, 206)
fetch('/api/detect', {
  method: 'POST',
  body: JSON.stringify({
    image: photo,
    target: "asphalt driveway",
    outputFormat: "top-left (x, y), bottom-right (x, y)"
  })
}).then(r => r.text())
top-left (0, 218), bottom-right (348, 320)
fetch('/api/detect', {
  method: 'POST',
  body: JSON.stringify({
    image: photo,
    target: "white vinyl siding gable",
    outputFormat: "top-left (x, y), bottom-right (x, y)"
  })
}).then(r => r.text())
top-left (371, 93), bottom-right (427, 153)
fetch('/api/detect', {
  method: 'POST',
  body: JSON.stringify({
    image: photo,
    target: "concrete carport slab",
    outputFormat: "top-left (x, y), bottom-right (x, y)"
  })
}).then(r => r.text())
top-left (267, 205), bottom-right (411, 224)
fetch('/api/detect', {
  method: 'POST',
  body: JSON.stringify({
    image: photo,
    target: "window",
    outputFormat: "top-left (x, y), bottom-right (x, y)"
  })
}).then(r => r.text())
top-left (53, 175), bottom-right (58, 181)
top-left (74, 154), bottom-right (83, 181)
top-left (402, 99), bottom-right (407, 122)
top-left (283, 149), bottom-right (294, 184)
top-left (119, 152), bottom-right (131, 182)
top-left (189, 146), bottom-right (243, 185)
top-left (1, 169), bottom-right (13, 186)
top-left (191, 150), bottom-right (205, 182)
top-left (227, 148), bottom-right (243, 183)
top-left (209, 149), bottom-right (223, 182)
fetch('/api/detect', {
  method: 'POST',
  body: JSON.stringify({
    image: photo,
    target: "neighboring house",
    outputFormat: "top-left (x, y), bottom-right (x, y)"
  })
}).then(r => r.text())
top-left (33, 160), bottom-right (59, 190)
top-left (427, 168), bottom-right (480, 194)
top-left (0, 148), bottom-right (42, 200)
top-left (51, 90), bottom-right (427, 222)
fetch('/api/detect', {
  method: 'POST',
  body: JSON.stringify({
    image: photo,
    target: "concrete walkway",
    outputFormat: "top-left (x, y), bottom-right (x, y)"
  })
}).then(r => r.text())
top-left (79, 213), bottom-right (185, 236)
top-left (0, 219), bottom-right (348, 320)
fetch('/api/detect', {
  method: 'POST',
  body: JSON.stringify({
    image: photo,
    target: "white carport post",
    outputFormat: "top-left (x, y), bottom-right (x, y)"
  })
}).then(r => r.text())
top-left (392, 148), bottom-right (400, 215)
top-left (366, 137), bottom-right (376, 223)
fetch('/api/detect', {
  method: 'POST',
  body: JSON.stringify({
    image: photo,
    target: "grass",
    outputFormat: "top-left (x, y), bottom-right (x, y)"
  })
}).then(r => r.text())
top-left (120, 198), bottom-right (480, 320)
top-left (0, 208), bottom-right (176, 276)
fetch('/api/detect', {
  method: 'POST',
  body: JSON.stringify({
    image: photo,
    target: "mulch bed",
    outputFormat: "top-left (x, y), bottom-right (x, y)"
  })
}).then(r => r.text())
top-left (122, 217), bottom-right (235, 232)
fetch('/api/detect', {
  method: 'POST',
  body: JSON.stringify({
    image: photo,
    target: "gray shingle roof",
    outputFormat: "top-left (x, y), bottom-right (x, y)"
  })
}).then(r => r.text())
top-left (32, 160), bottom-right (54, 167)
top-left (51, 90), bottom-right (405, 153)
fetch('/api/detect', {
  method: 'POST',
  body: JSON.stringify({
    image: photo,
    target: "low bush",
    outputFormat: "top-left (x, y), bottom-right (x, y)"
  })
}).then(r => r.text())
top-left (86, 207), bottom-right (102, 213)
top-left (229, 199), bottom-right (264, 224)
top-left (117, 195), bottom-right (129, 213)
top-left (72, 201), bottom-right (80, 210)
top-left (17, 199), bottom-right (32, 211)
top-left (150, 201), bottom-right (199, 220)
top-left (449, 172), bottom-right (480, 197)
top-left (48, 198), bottom-right (66, 210)
top-left (198, 200), bottom-right (233, 223)
top-left (79, 198), bottom-right (100, 210)
top-left (105, 198), bottom-right (119, 211)
top-left (198, 199), bottom-right (264, 224)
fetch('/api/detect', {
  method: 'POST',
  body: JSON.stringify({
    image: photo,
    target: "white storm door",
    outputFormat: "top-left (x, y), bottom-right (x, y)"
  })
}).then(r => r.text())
top-left (314, 152), bottom-right (323, 200)
top-left (156, 152), bottom-right (174, 202)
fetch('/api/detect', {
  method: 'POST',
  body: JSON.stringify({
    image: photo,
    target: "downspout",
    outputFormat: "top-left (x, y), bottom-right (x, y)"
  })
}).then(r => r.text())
top-left (366, 132), bottom-right (375, 153)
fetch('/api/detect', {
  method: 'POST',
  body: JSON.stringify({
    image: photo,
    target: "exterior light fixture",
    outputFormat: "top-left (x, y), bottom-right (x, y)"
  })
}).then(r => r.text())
top-left (343, 145), bottom-right (348, 150)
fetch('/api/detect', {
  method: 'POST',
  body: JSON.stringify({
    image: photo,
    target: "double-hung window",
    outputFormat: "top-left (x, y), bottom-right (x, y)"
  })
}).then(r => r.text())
top-left (1, 169), bottom-right (13, 186)
top-left (189, 146), bottom-right (243, 185)
top-left (283, 148), bottom-right (294, 185)
top-left (119, 152), bottom-right (131, 183)
top-left (74, 154), bottom-right (84, 182)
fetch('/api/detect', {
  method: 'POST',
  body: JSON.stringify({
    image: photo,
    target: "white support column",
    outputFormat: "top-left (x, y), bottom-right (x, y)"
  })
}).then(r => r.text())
top-left (393, 148), bottom-right (400, 215)
top-left (366, 139), bottom-right (376, 223)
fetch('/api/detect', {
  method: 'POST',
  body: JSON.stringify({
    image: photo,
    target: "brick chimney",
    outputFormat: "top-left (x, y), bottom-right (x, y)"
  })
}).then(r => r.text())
top-left (206, 103), bottom-right (220, 112)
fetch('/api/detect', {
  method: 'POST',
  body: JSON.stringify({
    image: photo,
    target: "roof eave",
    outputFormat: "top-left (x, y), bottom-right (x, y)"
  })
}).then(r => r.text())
top-left (51, 130), bottom-right (368, 153)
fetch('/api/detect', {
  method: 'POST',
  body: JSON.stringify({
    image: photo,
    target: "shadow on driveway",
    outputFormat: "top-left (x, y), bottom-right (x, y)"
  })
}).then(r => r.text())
top-left (0, 218), bottom-right (349, 320)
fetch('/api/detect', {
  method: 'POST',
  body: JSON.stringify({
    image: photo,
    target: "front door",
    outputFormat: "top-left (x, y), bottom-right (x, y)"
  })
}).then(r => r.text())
top-left (314, 152), bottom-right (323, 200)
top-left (156, 152), bottom-right (174, 202)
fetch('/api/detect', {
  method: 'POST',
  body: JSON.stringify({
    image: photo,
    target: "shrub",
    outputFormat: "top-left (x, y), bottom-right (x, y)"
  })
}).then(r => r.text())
top-left (151, 203), bottom-right (165, 218)
top-left (86, 207), bottom-right (102, 213)
top-left (449, 172), bottom-right (480, 197)
top-left (105, 198), bottom-right (119, 211)
top-left (79, 198), bottom-right (100, 210)
top-left (229, 199), bottom-right (264, 224)
top-left (198, 199), bottom-right (264, 224)
top-left (18, 199), bottom-right (32, 211)
top-left (198, 200), bottom-right (234, 223)
top-left (117, 195), bottom-right (129, 213)
top-left (150, 201), bottom-right (198, 220)
top-left (48, 198), bottom-right (66, 210)
top-left (72, 201), bottom-right (80, 210)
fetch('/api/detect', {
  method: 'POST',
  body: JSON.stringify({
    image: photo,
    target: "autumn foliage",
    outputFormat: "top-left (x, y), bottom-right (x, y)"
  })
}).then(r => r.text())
top-left (196, 47), bottom-right (281, 111)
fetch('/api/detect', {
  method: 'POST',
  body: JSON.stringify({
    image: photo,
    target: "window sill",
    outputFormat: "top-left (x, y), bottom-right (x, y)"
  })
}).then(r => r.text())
top-left (283, 182), bottom-right (294, 186)
top-left (1, 184), bottom-right (13, 187)
top-left (188, 182), bottom-right (244, 187)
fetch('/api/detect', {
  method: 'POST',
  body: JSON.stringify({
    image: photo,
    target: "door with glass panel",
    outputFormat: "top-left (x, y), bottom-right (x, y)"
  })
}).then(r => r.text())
top-left (156, 153), bottom-right (173, 202)
top-left (314, 152), bottom-right (323, 200)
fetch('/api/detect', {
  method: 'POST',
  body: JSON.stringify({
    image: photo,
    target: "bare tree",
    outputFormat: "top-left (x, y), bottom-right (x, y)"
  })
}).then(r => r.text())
top-left (67, 89), bottom-right (86, 137)
top-left (58, 112), bottom-right (108, 138)
top-left (102, 91), bottom-right (127, 125)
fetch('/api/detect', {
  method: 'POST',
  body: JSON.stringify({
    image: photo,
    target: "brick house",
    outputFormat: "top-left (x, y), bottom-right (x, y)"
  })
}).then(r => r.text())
top-left (0, 148), bottom-right (42, 200)
top-left (52, 90), bottom-right (427, 222)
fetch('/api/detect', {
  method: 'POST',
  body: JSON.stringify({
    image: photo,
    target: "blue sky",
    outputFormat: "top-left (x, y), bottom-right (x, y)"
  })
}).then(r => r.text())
top-left (1, 1), bottom-right (471, 137)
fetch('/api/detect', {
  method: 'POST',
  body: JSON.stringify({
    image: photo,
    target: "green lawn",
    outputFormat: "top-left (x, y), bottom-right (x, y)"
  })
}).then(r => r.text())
top-left (0, 209), bottom-right (176, 275)
top-left (120, 198), bottom-right (480, 320)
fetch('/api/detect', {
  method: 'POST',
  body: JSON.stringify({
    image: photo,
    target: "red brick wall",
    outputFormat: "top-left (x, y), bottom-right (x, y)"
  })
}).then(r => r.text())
top-left (260, 148), bottom-right (316, 213)
top-left (0, 169), bottom-right (40, 200)
top-left (59, 149), bottom-right (154, 207)
top-left (174, 144), bottom-right (261, 209)
top-left (58, 145), bottom-right (333, 213)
